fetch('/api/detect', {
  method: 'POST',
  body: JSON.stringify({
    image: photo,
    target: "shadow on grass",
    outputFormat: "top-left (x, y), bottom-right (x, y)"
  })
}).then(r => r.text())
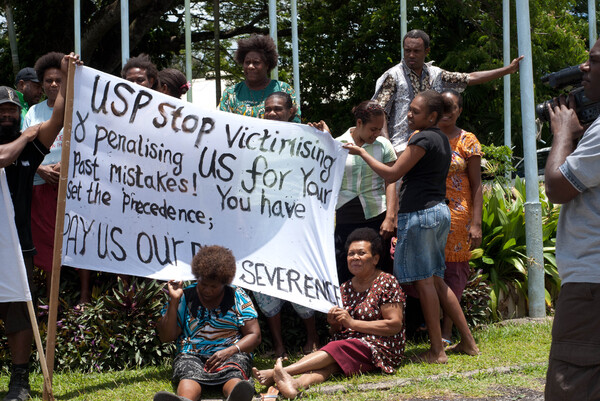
top-left (31, 367), bottom-right (171, 400)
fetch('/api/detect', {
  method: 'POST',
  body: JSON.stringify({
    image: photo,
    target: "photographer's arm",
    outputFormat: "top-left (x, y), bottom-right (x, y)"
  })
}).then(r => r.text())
top-left (544, 95), bottom-right (583, 204)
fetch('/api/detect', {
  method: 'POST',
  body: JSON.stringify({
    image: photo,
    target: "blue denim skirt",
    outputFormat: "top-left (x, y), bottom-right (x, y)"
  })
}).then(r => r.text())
top-left (393, 202), bottom-right (450, 283)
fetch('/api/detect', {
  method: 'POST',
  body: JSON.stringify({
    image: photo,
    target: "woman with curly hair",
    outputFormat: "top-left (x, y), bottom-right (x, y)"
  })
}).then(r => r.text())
top-left (154, 245), bottom-right (261, 401)
top-left (219, 34), bottom-right (300, 122)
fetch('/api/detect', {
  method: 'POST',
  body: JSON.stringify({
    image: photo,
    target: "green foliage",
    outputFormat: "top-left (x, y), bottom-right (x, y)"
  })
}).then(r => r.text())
top-left (480, 144), bottom-right (514, 181)
top-left (43, 278), bottom-right (174, 372)
top-left (296, 0), bottom-right (589, 150)
top-left (470, 177), bottom-right (560, 319)
top-left (461, 269), bottom-right (492, 328)
top-left (298, 0), bottom-right (403, 131)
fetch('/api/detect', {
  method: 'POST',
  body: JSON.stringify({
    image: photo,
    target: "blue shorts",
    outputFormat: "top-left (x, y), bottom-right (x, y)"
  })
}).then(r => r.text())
top-left (393, 202), bottom-right (450, 284)
top-left (252, 292), bottom-right (314, 319)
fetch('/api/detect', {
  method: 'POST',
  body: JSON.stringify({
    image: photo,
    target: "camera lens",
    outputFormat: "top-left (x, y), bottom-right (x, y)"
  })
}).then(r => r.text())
top-left (535, 100), bottom-right (552, 123)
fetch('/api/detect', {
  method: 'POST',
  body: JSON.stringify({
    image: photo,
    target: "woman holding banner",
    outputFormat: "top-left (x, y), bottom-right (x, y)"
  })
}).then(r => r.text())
top-left (219, 35), bottom-right (301, 123)
top-left (154, 245), bottom-right (260, 401)
top-left (252, 228), bottom-right (405, 399)
top-left (251, 92), bottom-right (320, 360)
top-left (309, 101), bottom-right (397, 284)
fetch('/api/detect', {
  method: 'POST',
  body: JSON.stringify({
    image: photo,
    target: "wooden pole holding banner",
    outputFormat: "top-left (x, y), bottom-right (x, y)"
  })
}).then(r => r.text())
top-left (43, 58), bottom-right (77, 401)
top-left (27, 301), bottom-right (54, 400)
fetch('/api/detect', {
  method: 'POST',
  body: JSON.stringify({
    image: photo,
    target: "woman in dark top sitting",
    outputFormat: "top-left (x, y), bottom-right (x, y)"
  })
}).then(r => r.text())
top-left (345, 90), bottom-right (479, 364)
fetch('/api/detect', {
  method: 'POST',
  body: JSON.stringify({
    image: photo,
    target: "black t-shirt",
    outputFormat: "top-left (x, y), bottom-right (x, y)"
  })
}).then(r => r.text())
top-left (399, 127), bottom-right (450, 213)
top-left (5, 138), bottom-right (49, 255)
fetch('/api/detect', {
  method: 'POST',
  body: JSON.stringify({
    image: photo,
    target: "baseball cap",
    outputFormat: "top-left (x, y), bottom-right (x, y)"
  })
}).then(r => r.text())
top-left (14, 67), bottom-right (40, 86)
top-left (0, 86), bottom-right (23, 108)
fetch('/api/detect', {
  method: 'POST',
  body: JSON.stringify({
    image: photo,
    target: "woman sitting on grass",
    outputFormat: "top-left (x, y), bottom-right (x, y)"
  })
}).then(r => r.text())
top-left (154, 245), bottom-right (261, 401)
top-left (253, 228), bottom-right (405, 399)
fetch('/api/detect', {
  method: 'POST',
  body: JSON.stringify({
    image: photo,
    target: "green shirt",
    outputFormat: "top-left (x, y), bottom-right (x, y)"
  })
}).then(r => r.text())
top-left (16, 91), bottom-right (29, 128)
top-left (219, 80), bottom-right (301, 123)
top-left (336, 128), bottom-right (397, 219)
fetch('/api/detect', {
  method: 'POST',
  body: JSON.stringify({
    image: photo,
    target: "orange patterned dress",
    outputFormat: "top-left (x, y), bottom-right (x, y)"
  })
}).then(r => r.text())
top-left (444, 130), bottom-right (482, 262)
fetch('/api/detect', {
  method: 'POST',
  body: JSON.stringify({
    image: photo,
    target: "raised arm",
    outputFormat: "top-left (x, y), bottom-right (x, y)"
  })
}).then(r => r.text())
top-left (345, 143), bottom-right (425, 182)
top-left (544, 95), bottom-right (583, 204)
top-left (157, 280), bottom-right (184, 343)
top-left (467, 56), bottom-right (524, 86)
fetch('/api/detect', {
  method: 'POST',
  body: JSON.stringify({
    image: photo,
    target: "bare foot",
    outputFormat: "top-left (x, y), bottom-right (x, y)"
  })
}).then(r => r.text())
top-left (410, 349), bottom-right (448, 364)
top-left (446, 340), bottom-right (480, 356)
top-left (302, 340), bottom-right (319, 355)
top-left (252, 367), bottom-right (275, 387)
top-left (273, 357), bottom-right (299, 399)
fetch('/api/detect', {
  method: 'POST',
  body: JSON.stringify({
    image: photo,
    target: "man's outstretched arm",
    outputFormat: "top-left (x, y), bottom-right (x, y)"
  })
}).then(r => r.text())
top-left (468, 55), bottom-right (524, 85)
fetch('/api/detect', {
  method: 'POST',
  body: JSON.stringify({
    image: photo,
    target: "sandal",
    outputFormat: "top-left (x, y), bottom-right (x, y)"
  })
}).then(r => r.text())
top-left (260, 386), bottom-right (280, 401)
top-left (442, 338), bottom-right (453, 347)
top-left (226, 380), bottom-right (255, 401)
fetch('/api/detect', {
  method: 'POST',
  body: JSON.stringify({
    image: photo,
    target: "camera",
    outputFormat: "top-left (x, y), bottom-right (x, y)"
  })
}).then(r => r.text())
top-left (535, 65), bottom-right (600, 124)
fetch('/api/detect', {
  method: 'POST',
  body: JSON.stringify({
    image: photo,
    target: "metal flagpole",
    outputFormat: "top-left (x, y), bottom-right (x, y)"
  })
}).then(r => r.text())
top-left (515, 0), bottom-right (545, 318)
top-left (269, 0), bottom-right (278, 80)
top-left (121, 0), bottom-right (130, 67)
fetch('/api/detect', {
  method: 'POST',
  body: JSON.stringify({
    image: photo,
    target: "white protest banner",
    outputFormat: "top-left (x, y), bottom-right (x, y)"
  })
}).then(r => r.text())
top-left (62, 66), bottom-right (347, 313)
top-left (0, 169), bottom-right (32, 302)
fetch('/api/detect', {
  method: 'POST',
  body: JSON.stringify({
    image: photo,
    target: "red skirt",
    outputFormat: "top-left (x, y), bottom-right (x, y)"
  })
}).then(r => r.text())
top-left (31, 183), bottom-right (58, 272)
top-left (443, 261), bottom-right (471, 301)
top-left (321, 338), bottom-right (375, 376)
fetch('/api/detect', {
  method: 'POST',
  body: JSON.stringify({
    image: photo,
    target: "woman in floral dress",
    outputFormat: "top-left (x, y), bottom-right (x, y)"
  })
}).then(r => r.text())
top-left (438, 89), bottom-right (482, 343)
top-left (252, 228), bottom-right (405, 399)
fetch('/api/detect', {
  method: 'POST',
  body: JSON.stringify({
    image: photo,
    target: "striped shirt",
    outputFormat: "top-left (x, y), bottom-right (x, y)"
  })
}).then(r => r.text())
top-left (162, 284), bottom-right (257, 357)
top-left (336, 129), bottom-right (397, 219)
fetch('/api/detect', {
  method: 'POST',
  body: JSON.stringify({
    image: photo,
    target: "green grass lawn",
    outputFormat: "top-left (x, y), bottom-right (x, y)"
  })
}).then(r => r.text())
top-left (0, 318), bottom-right (552, 400)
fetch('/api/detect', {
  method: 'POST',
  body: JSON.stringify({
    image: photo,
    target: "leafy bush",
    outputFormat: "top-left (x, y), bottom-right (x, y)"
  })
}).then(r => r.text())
top-left (42, 278), bottom-right (174, 372)
top-left (481, 144), bottom-right (514, 181)
top-left (470, 177), bottom-right (560, 320)
top-left (462, 269), bottom-right (492, 328)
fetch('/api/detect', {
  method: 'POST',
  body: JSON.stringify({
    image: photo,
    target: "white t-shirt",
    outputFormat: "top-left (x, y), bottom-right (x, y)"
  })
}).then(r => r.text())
top-left (557, 116), bottom-right (600, 284)
top-left (23, 100), bottom-right (63, 185)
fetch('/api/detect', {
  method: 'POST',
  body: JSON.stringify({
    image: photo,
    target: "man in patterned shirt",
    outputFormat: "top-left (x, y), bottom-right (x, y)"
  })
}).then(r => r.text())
top-left (373, 29), bottom-right (523, 153)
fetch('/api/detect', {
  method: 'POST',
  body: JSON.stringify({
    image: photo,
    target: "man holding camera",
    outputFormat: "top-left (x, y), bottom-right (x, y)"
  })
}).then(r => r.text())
top-left (544, 40), bottom-right (600, 399)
